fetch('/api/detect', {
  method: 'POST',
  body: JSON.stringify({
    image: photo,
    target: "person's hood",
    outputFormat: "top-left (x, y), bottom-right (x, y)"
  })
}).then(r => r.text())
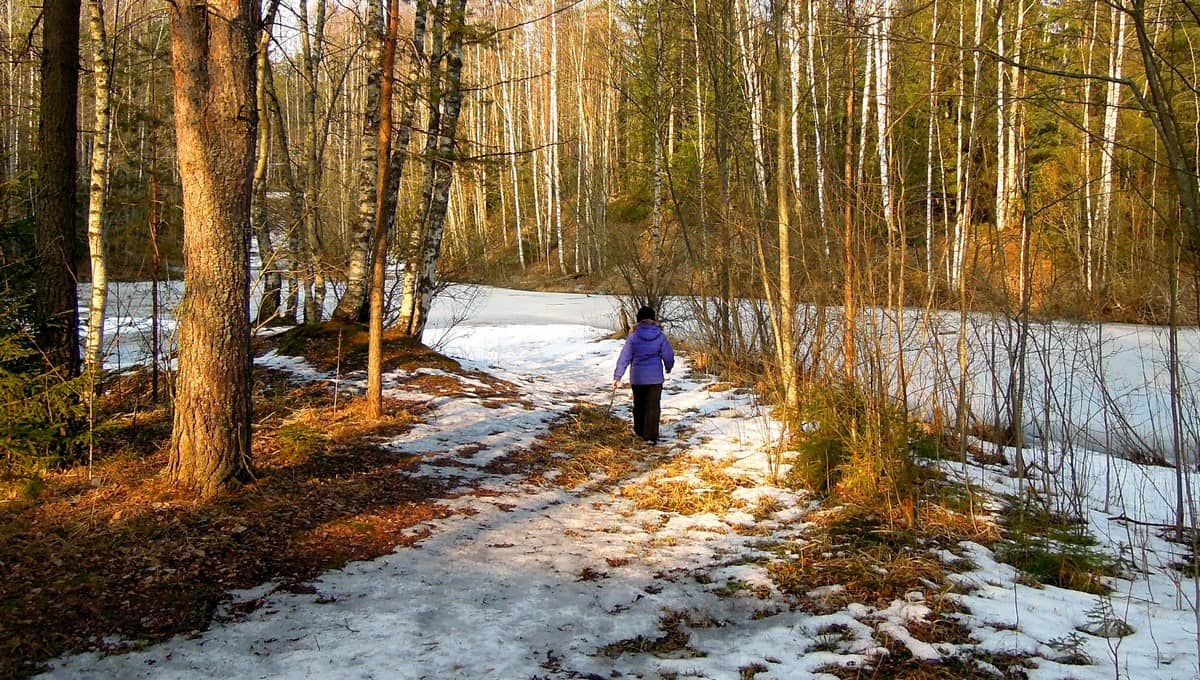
top-left (634, 321), bottom-right (662, 341)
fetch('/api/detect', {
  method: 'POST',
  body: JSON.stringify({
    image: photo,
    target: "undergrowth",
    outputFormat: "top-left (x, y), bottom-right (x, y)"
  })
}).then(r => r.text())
top-left (997, 499), bottom-right (1118, 595)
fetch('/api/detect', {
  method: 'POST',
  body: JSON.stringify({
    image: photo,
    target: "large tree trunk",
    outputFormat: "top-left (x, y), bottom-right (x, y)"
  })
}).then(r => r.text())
top-left (35, 0), bottom-right (82, 377)
top-left (83, 0), bottom-right (112, 375)
top-left (168, 0), bottom-right (259, 497)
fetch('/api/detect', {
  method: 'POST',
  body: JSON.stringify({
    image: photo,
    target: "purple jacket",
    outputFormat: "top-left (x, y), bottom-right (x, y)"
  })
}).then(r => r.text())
top-left (614, 321), bottom-right (675, 385)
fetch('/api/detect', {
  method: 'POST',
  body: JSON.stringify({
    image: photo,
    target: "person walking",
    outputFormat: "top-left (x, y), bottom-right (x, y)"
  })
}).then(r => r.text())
top-left (613, 306), bottom-right (675, 444)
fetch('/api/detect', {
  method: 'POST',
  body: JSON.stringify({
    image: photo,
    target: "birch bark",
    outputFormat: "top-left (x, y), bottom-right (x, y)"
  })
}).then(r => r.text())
top-left (333, 0), bottom-right (384, 322)
top-left (84, 0), bottom-right (112, 374)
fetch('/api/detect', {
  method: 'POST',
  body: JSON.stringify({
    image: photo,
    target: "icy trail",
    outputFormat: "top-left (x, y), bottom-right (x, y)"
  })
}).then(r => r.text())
top-left (47, 323), bottom-right (812, 678)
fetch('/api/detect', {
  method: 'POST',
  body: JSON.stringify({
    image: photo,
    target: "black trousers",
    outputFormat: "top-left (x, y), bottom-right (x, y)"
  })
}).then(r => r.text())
top-left (631, 383), bottom-right (663, 443)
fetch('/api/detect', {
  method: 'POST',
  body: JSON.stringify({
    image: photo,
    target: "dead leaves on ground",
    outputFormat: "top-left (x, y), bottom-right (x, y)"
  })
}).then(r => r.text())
top-left (0, 335), bottom-right (517, 678)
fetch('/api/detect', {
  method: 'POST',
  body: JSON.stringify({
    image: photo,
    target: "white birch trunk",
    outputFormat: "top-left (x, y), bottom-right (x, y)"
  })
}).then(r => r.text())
top-left (950, 0), bottom-right (984, 289)
top-left (856, 26), bottom-right (873, 189)
top-left (576, 10), bottom-right (589, 274)
top-left (411, 0), bottom-right (469, 338)
top-left (1096, 5), bottom-right (1127, 291)
top-left (84, 0), bottom-right (112, 374)
top-left (1082, 7), bottom-right (1096, 292)
top-left (805, 0), bottom-right (829, 257)
top-left (550, 6), bottom-right (564, 273)
top-left (734, 0), bottom-right (767, 209)
top-left (499, 48), bottom-right (525, 267)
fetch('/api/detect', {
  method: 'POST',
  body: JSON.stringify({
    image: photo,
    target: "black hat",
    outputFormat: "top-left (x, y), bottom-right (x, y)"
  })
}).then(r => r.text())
top-left (636, 306), bottom-right (656, 322)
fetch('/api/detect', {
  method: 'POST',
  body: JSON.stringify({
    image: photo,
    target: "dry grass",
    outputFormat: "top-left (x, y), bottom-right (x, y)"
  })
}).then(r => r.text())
top-left (599, 609), bottom-right (705, 659)
top-left (620, 456), bottom-right (754, 515)
top-left (769, 506), bottom-right (961, 612)
top-left (486, 402), bottom-right (699, 493)
top-left (483, 403), bottom-right (655, 489)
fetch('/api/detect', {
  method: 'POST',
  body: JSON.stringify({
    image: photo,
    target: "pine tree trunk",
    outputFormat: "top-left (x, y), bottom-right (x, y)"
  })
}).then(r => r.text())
top-left (35, 0), bottom-right (81, 377)
top-left (84, 0), bottom-right (112, 375)
top-left (168, 0), bottom-right (258, 497)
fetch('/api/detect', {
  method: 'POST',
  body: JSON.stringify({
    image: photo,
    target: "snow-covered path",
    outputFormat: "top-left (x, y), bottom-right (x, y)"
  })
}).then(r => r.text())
top-left (45, 315), bottom-right (1200, 679)
top-left (46, 323), bottom-right (811, 678)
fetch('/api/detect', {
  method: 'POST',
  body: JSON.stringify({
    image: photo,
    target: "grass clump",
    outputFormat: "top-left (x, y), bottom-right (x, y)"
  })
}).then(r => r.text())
top-left (622, 456), bottom-right (752, 515)
top-left (599, 610), bottom-right (704, 659)
top-left (768, 507), bottom-right (947, 611)
top-left (487, 404), bottom-right (644, 488)
top-left (997, 499), bottom-right (1118, 594)
top-left (785, 383), bottom-right (935, 527)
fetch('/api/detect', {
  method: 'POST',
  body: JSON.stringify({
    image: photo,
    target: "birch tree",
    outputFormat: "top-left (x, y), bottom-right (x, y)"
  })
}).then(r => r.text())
top-left (333, 0), bottom-right (384, 323)
top-left (83, 0), bottom-right (113, 375)
top-left (397, 0), bottom-right (469, 339)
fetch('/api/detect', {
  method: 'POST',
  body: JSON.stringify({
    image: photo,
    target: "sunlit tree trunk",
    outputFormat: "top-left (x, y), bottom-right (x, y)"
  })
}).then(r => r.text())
top-left (168, 0), bottom-right (258, 496)
top-left (1081, 5), bottom-right (1098, 293)
top-left (367, 0), bottom-right (400, 419)
top-left (1095, 5), bottom-right (1127, 294)
top-left (550, 4), bottom-right (565, 274)
top-left (841, 12), bottom-right (857, 383)
top-left (924, 0), bottom-right (939, 290)
top-left (84, 0), bottom-right (112, 375)
top-left (773, 0), bottom-right (798, 415)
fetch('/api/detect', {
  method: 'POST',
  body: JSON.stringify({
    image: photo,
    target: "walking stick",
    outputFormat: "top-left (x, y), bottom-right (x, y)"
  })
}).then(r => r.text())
top-left (607, 382), bottom-right (618, 414)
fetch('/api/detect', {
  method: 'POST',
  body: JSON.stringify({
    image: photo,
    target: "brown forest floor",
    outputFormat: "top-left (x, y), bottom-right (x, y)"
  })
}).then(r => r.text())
top-left (0, 324), bottom-right (527, 678)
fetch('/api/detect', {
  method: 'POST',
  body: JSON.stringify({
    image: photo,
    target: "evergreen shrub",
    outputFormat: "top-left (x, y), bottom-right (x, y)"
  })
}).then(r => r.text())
top-left (1, 218), bottom-right (85, 475)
